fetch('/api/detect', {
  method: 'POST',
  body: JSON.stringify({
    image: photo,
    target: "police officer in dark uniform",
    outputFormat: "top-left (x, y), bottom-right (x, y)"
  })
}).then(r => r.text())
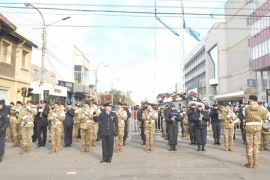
top-left (138, 102), bottom-right (148, 145)
top-left (209, 104), bottom-right (221, 145)
top-left (63, 102), bottom-right (75, 147)
top-left (37, 100), bottom-right (50, 147)
top-left (32, 102), bottom-right (39, 142)
top-left (96, 102), bottom-right (118, 163)
top-left (166, 104), bottom-right (182, 151)
top-left (187, 103), bottom-right (197, 145)
top-left (238, 103), bottom-right (246, 145)
top-left (193, 104), bottom-right (210, 151)
top-left (164, 103), bottom-right (171, 142)
top-left (0, 99), bottom-right (10, 162)
top-left (123, 103), bottom-right (131, 146)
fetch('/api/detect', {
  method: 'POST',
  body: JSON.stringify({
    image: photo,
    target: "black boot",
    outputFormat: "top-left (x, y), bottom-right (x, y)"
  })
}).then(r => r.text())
top-left (194, 140), bottom-right (197, 145)
top-left (213, 139), bottom-right (217, 145)
top-left (0, 156), bottom-right (2, 162)
top-left (169, 145), bottom-right (173, 151)
top-left (142, 141), bottom-right (146, 145)
top-left (190, 140), bottom-right (193, 145)
top-left (174, 145), bottom-right (177, 151)
top-left (217, 139), bottom-right (221, 145)
top-left (196, 145), bottom-right (201, 151)
top-left (202, 144), bottom-right (206, 151)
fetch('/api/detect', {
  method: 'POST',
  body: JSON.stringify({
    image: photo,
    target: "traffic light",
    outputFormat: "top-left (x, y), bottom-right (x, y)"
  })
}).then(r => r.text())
top-left (21, 87), bottom-right (27, 97)
top-left (27, 88), bottom-right (33, 97)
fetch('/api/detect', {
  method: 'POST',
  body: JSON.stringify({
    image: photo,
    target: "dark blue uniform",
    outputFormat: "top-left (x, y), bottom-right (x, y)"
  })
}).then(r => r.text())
top-left (0, 100), bottom-right (10, 161)
top-left (165, 109), bottom-right (182, 151)
top-left (97, 111), bottom-right (118, 163)
top-left (138, 106), bottom-right (147, 144)
top-left (37, 106), bottom-right (50, 147)
top-left (64, 108), bottom-right (75, 147)
top-left (123, 107), bottom-right (131, 145)
top-left (238, 106), bottom-right (246, 144)
top-left (209, 108), bottom-right (221, 145)
top-left (164, 107), bottom-right (171, 140)
top-left (187, 108), bottom-right (197, 145)
top-left (192, 110), bottom-right (210, 151)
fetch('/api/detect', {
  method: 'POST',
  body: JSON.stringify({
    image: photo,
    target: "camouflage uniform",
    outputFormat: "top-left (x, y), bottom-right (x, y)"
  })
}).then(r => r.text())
top-left (91, 108), bottom-right (101, 146)
top-left (161, 108), bottom-right (168, 140)
top-left (245, 102), bottom-right (267, 168)
top-left (219, 107), bottom-right (237, 151)
top-left (115, 108), bottom-right (127, 152)
top-left (72, 109), bottom-right (81, 142)
top-left (19, 105), bottom-right (37, 152)
top-left (12, 107), bottom-right (22, 147)
top-left (142, 107), bottom-right (158, 151)
top-left (260, 108), bottom-right (269, 151)
top-left (80, 107), bottom-right (94, 152)
top-left (181, 110), bottom-right (190, 140)
top-left (48, 108), bottom-right (65, 153)
top-left (6, 107), bottom-right (16, 142)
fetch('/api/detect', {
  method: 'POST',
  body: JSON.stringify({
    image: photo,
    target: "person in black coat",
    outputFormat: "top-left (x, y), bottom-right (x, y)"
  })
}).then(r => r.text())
top-left (192, 104), bottom-right (210, 151)
top-left (32, 102), bottom-right (39, 142)
top-left (37, 100), bottom-right (50, 147)
top-left (238, 104), bottom-right (246, 145)
top-left (123, 103), bottom-right (131, 145)
top-left (187, 103), bottom-right (197, 145)
top-left (138, 102), bottom-right (148, 145)
top-left (165, 104), bottom-right (182, 151)
top-left (0, 99), bottom-right (10, 162)
top-left (96, 102), bottom-right (118, 163)
top-left (63, 102), bottom-right (75, 147)
top-left (209, 104), bottom-right (221, 145)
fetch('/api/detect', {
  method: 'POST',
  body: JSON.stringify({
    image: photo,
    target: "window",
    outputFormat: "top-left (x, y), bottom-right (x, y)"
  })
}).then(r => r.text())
top-left (22, 50), bottom-right (29, 69)
top-left (74, 65), bottom-right (81, 71)
top-left (1, 40), bottom-right (12, 64)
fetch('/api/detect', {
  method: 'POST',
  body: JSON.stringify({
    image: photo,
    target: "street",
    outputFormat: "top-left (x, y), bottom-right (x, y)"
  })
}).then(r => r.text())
top-left (0, 130), bottom-right (269, 180)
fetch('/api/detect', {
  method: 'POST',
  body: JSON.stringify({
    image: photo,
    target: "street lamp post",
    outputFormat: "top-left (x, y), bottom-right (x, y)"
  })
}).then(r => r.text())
top-left (24, 3), bottom-right (70, 100)
top-left (95, 62), bottom-right (108, 103)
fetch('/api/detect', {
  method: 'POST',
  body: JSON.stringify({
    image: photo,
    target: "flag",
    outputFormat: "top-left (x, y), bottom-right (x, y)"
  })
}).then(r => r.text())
top-left (182, 2), bottom-right (201, 41)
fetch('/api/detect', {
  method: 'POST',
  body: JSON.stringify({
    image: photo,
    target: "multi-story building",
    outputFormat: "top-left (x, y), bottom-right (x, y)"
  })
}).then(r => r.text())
top-left (0, 14), bottom-right (37, 103)
top-left (249, 0), bottom-right (270, 102)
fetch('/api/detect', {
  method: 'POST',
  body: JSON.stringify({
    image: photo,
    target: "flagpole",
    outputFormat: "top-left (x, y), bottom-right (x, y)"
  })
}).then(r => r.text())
top-left (181, 0), bottom-right (185, 93)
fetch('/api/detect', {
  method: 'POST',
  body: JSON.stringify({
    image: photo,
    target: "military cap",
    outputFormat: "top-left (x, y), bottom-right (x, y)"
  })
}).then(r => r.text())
top-left (10, 102), bottom-right (14, 105)
top-left (197, 104), bottom-right (203, 107)
top-left (16, 101), bottom-right (22, 105)
top-left (40, 100), bottom-right (47, 104)
top-left (191, 103), bottom-right (196, 106)
top-left (171, 104), bottom-right (176, 107)
top-left (213, 103), bottom-right (218, 107)
top-left (0, 99), bottom-right (5, 105)
top-left (249, 95), bottom-right (258, 102)
top-left (54, 102), bottom-right (60, 105)
top-left (103, 101), bottom-right (112, 107)
top-left (26, 100), bottom-right (32, 104)
top-left (67, 101), bottom-right (72, 105)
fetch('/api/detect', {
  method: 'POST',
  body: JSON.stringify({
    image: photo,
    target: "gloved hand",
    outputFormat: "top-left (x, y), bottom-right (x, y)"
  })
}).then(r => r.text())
top-left (26, 106), bottom-right (31, 110)
top-left (226, 115), bottom-right (230, 118)
top-left (84, 111), bottom-right (88, 115)
top-left (0, 129), bottom-right (5, 137)
top-left (53, 113), bottom-right (57, 117)
top-left (16, 109), bottom-right (20, 112)
top-left (23, 115), bottom-right (28, 120)
top-left (114, 131), bottom-right (118, 137)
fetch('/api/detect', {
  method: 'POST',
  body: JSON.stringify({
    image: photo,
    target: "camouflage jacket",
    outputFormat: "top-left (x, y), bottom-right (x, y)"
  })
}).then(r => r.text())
top-left (48, 108), bottom-right (65, 126)
top-left (19, 105), bottom-right (37, 127)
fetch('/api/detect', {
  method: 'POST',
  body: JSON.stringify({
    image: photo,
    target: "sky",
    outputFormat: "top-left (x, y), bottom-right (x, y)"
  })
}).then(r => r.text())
top-left (0, 0), bottom-right (228, 104)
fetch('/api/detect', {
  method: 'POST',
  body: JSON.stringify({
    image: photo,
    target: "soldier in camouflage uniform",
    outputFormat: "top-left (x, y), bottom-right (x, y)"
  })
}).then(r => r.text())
top-left (245, 96), bottom-right (268, 168)
top-left (72, 104), bottom-right (80, 142)
top-left (258, 102), bottom-right (269, 151)
top-left (142, 103), bottom-right (158, 151)
top-left (115, 102), bottom-right (127, 152)
top-left (5, 102), bottom-right (14, 142)
top-left (19, 100), bottom-right (37, 153)
top-left (219, 104), bottom-right (237, 151)
top-left (91, 102), bottom-right (101, 146)
top-left (181, 106), bottom-right (190, 140)
top-left (48, 102), bottom-right (65, 153)
top-left (12, 101), bottom-right (23, 147)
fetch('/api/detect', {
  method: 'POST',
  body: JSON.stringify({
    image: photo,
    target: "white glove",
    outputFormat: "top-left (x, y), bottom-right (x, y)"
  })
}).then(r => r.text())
top-left (23, 115), bottom-right (28, 120)
top-left (264, 120), bottom-right (268, 123)
top-left (149, 113), bottom-right (152, 116)
top-left (84, 111), bottom-right (88, 115)
top-left (82, 114), bottom-right (85, 118)
top-left (226, 115), bottom-right (231, 118)
top-left (16, 109), bottom-right (20, 112)
top-left (38, 109), bottom-right (43, 113)
top-left (183, 112), bottom-right (186, 114)
top-left (75, 109), bottom-right (78, 113)
top-left (26, 106), bottom-right (31, 110)
top-left (53, 113), bottom-right (57, 117)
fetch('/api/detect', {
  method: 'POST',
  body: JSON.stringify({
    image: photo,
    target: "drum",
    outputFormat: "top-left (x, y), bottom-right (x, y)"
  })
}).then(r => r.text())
top-left (262, 123), bottom-right (270, 134)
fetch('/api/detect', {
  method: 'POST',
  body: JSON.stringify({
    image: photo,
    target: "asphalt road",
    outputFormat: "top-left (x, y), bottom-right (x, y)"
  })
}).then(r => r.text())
top-left (0, 130), bottom-right (269, 180)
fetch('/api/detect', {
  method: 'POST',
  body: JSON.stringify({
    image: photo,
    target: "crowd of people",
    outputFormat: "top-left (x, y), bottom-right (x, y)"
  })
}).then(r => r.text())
top-left (0, 94), bottom-right (269, 168)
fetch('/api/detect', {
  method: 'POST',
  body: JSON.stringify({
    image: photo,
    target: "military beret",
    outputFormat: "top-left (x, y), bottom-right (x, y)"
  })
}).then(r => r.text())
top-left (67, 101), bottom-right (72, 105)
top-left (26, 100), bottom-right (32, 104)
top-left (197, 104), bottom-right (203, 107)
top-left (191, 103), bottom-right (196, 106)
top-left (10, 102), bottom-right (14, 105)
top-left (16, 101), bottom-right (22, 105)
top-left (103, 101), bottom-right (112, 107)
top-left (0, 99), bottom-right (5, 105)
top-left (213, 103), bottom-right (218, 107)
top-left (249, 95), bottom-right (258, 102)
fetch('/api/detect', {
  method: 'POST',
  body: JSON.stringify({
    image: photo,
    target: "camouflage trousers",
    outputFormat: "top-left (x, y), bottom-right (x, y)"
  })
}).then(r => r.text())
top-left (50, 125), bottom-right (63, 146)
top-left (115, 127), bottom-right (124, 146)
top-left (21, 127), bottom-right (33, 146)
top-left (223, 128), bottom-right (234, 149)
top-left (144, 127), bottom-right (155, 146)
top-left (6, 122), bottom-right (14, 141)
top-left (261, 132), bottom-right (268, 147)
top-left (93, 123), bottom-right (98, 141)
top-left (246, 130), bottom-right (261, 160)
top-left (162, 121), bottom-right (167, 137)
top-left (12, 123), bottom-right (22, 140)
top-left (184, 124), bottom-right (190, 139)
top-left (81, 128), bottom-right (91, 146)
top-left (72, 123), bottom-right (80, 138)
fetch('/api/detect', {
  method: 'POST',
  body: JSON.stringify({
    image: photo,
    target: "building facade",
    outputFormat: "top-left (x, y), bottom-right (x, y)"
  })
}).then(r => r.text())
top-left (0, 14), bottom-right (37, 103)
